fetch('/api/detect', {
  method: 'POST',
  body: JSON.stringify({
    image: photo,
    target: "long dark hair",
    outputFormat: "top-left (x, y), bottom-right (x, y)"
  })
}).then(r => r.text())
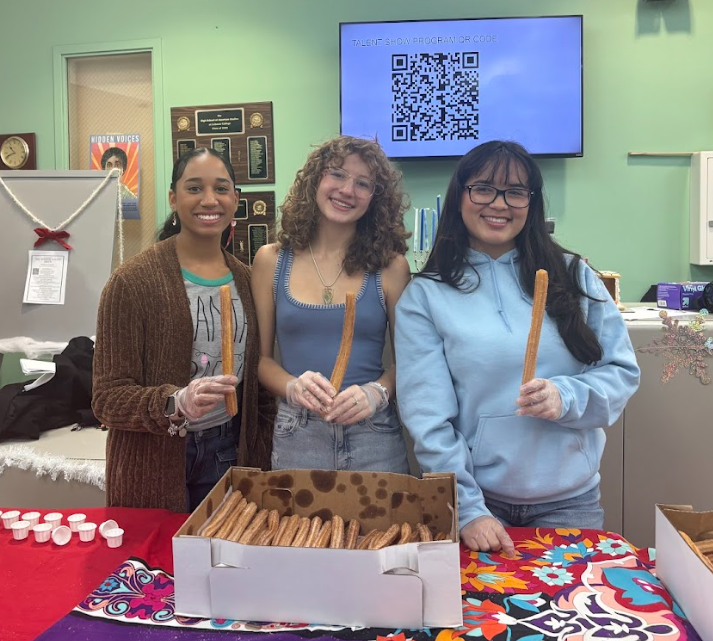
top-left (419, 140), bottom-right (603, 365)
top-left (158, 147), bottom-right (237, 241)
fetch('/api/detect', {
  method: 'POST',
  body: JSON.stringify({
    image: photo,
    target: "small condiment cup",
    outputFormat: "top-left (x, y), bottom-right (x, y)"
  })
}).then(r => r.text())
top-left (33, 523), bottom-right (53, 543)
top-left (99, 519), bottom-right (119, 539)
top-left (51, 525), bottom-right (72, 546)
top-left (11, 520), bottom-right (30, 540)
top-left (105, 527), bottom-right (124, 548)
top-left (43, 512), bottom-right (63, 530)
top-left (77, 522), bottom-right (97, 542)
top-left (2, 510), bottom-right (20, 529)
top-left (21, 511), bottom-right (41, 528)
top-left (67, 513), bottom-right (86, 532)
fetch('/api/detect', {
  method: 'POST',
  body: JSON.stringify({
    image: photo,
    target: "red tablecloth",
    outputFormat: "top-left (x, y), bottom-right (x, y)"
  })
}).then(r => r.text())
top-left (0, 506), bottom-right (187, 641)
top-left (0, 507), bottom-right (703, 641)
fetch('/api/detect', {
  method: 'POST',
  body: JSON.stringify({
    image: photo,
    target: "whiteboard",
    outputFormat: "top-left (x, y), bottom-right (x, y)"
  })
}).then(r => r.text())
top-left (0, 171), bottom-right (118, 342)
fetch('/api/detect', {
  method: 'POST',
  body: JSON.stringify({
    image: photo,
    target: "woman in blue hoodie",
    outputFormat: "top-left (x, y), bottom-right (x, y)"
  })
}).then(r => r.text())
top-left (395, 141), bottom-right (640, 554)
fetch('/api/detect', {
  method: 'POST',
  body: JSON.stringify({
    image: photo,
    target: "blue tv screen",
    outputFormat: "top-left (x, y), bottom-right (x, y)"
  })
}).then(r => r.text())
top-left (340, 16), bottom-right (583, 159)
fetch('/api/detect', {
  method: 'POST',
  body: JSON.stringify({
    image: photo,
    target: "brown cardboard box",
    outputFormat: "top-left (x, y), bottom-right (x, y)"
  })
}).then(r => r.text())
top-left (655, 504), bottom-right (713, 639)
top-left (174, 467), bottom-right (463, 628)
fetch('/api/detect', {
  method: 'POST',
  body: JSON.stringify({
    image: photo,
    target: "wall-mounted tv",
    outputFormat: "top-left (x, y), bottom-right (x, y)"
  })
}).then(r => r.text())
top-left (340, 16), bottom-right (583, 159)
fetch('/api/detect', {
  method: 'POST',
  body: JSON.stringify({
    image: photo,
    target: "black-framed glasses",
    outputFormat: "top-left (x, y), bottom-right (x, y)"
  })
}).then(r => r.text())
top-left (323, 167), bottom-right (378, 198)
top-left (464, 183), bottom-right (534, 208)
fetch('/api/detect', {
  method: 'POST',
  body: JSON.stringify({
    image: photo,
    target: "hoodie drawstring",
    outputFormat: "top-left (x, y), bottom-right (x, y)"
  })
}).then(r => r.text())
top-left (489, 263), bottom-right (513, 333)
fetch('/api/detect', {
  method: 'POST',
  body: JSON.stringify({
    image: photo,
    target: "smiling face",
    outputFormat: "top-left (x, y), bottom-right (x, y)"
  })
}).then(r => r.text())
top-left (168, 153), bottom-right (238, 242)
top-left (315, 153), bottom-right (375, 226)
top-left (460, 160), bottom-right (530, 258)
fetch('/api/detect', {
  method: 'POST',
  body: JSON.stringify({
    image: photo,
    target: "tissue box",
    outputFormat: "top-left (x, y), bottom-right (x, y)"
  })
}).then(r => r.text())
top-left (656, 282), bottom-right (708, 310)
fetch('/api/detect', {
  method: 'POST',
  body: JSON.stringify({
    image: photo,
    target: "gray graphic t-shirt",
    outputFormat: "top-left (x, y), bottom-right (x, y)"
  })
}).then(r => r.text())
top-left (182, 268), bottom-right (246, 431)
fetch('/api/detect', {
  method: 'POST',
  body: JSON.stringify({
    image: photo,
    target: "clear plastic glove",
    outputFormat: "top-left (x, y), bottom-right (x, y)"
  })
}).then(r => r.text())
top-left (285, 371), bottom-right (336, 413)
top-left (460, 515), bottom-right (515, 556)
top-left (323, 382), bottom-right (388, 425)
top-left (175, 374), bottom-right (238, 422)
top-left (516, 378), bottom-right (563, 421)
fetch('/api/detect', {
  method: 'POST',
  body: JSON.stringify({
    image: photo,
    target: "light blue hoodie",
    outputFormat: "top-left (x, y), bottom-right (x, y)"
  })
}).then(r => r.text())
top-left (394, 248), bottom-right (640, 530)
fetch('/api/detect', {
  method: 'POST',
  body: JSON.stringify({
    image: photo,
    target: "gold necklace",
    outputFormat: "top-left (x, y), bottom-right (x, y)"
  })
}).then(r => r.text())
top-left (308, 242), bottom-right (344, 304)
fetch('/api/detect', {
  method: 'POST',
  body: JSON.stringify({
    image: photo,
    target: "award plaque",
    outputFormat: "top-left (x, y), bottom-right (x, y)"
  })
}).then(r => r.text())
top-left (247, 136), bottom-right (269, 181)
top-left (176, 139), bottom-right (196, 159)
top-left (235, 198), bottom-right (248, 220)
top-left (211, 137), bottom-right (231, 163)
top-left (221, 191), bottom-right (275, 266)
top-left (196, 108), bottom-right (244, 135)
top-left (248, 224), bottom-right (269, 266)
top-left (171, 102), bottom-right (275, 185)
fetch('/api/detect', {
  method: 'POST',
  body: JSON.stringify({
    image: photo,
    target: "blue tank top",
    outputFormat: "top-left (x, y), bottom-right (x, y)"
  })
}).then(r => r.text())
top-left (274, 248), bottom-right (387, 391)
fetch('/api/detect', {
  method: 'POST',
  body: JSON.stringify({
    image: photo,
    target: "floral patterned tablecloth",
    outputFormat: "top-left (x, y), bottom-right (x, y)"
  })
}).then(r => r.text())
top-left (33, 527), bottom-right (701, 641)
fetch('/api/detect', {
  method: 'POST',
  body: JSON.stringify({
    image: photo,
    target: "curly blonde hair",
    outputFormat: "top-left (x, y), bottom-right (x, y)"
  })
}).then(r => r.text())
top-left (277, 136), bottom-right (410, 274)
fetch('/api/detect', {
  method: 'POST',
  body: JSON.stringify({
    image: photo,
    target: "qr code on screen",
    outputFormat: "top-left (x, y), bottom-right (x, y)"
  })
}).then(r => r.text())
top-left (391, 52), bottom-right (479, 142)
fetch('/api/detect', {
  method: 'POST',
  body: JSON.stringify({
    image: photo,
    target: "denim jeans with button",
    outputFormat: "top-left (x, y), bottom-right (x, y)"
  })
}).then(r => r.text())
top-left (185, 415), bottom-right (240, 512)
top-left (485, 485), bottom-right (604, 529)
top-left (271, 399), bottom-right (409, 473)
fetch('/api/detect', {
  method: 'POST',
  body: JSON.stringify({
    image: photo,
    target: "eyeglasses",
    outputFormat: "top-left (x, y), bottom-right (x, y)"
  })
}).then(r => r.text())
top-left (323, 167), bottom-right (378, 198)
top-left (464, 183), bottom-right (534, 209)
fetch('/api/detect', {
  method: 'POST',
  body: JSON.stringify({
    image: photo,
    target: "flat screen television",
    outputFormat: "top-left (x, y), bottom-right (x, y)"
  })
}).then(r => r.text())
top-left (339, 15), bottom-right (583, 159)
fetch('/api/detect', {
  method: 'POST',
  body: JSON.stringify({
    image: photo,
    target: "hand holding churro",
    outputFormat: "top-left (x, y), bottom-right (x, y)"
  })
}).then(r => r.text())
top-left (175, 374), bottom-right (238, 422)
top-left (285, 371), bottom-right (336, 413)
top-left (516, 270), bottom-right (562, 420)
top-left (516, 378), bottom-right (563, 420)
top-left (323, 382), bottom-right (382, 424)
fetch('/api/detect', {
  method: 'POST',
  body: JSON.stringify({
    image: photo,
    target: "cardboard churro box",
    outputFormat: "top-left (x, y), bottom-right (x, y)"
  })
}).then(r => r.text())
top-left (655, 504), bottom-right (713, 639)
top-left (173, 467), bottom-right (463, 628)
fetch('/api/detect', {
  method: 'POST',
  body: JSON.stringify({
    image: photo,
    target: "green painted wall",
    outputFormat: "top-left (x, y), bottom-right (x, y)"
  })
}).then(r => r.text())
top-left (1, 0), bottom-right (712, 382)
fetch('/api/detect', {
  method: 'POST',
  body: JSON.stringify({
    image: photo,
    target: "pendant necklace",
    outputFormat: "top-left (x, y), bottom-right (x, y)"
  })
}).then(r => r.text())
top-left (308, 242), bottom-right (344, 305)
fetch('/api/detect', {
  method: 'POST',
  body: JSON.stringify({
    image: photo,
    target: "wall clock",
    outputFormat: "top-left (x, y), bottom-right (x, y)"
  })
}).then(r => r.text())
top-left (0, 133), bottom-right (37, 170)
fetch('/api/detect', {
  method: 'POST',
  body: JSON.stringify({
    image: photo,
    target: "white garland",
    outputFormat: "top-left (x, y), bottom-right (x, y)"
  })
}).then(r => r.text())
top-left (0, 168), bottom-right (125, 264)
top-left (0, 443), bottom-right (106, 490)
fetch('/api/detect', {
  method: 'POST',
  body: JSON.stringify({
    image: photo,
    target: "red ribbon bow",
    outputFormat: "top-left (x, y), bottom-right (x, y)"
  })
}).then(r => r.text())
top-left (33, 227), bottom-right (73, 251)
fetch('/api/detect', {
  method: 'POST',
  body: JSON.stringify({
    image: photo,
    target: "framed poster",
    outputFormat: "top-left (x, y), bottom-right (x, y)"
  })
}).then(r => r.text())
top-left (89, 133), bottom-right (140, 219)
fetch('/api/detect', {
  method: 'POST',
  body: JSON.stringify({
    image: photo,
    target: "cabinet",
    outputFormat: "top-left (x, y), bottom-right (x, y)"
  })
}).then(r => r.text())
top-left (616, 319), bottom-right (713, 548)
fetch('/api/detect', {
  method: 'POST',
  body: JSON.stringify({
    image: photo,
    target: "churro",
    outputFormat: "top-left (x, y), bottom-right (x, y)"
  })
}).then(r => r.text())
top-left (304, 516), bottom-right (324, 548)
top-left (291, 517), bottom-right (312, 547)
top-left (330, 515), bottom-right (345, 549)
top-left (329, 292), bottom-right (357, 391)
top-left (238, 508), bottom-right (269, 544)
top-left (199, 490), bottom-right (243, 537)
top-left (220, 284), bottom-right (238, 416)
top-left (344, 519), bottom-right (360, 549)
top-left (522, 269), bottom-right (549, 384)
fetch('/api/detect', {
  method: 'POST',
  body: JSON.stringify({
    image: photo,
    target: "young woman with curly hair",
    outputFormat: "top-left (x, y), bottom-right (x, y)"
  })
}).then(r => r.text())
top-left (251, 135), bottom-right (412, 472)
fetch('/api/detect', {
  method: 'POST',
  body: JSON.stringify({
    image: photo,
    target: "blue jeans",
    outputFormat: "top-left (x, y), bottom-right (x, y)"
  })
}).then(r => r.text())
top-left (271, 400), bottom-right (410, 473)
top-left (185, 417), bottom-right (240, 512)
top-left (485, 485), bottom-right (604, 529)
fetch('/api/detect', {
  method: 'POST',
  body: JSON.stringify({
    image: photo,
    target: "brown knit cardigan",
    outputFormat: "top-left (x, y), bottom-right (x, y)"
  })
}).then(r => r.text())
top-left (92, 236), bottom-right (275, 512)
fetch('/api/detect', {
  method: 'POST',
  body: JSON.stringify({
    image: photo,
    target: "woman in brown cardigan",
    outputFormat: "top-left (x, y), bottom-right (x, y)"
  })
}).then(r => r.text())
top-left (93, 148), bottom-right (274, 512)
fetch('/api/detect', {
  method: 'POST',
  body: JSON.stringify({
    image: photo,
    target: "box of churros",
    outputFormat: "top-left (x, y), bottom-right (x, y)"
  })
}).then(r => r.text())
top-left (173, 466), bottom-right (463, 628)
top-left (655, 504), bottom-right (713, 639)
